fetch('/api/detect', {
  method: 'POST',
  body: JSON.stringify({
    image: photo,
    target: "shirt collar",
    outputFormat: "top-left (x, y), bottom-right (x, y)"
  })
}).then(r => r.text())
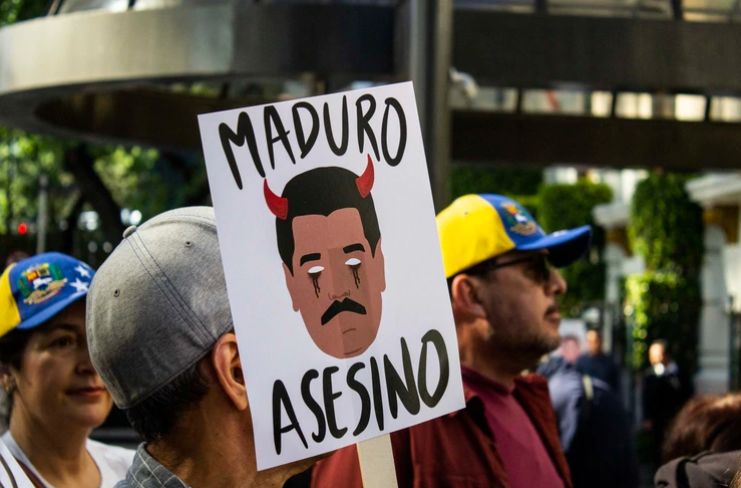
top-left (127, 444), bottom-right (191, 488)
top-left (461, 366), bottom-right (516, 394)
top-left (449, 367), bottom-right (516, 418)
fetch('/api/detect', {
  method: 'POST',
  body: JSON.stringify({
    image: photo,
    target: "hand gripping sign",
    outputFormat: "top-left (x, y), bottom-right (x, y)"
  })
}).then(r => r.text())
top-left (198, 82), bottom-right (465, 472)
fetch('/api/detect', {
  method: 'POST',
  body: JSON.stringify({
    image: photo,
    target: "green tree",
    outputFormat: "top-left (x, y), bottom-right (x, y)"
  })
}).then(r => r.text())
top-left (625, 173), bottom-right (703, 373)
top-left (0, 0), bottom-right (212, 258)
top-left (449, 165), bottom-right (543, 217)
top-left (0, 0), bottom-right (49, 26)
top-left (537, 180), bottom-right (612, 317)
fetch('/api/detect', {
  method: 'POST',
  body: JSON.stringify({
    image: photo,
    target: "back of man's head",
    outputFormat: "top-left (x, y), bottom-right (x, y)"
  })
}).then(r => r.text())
top-left (86, 207), bottom-right (234, 443)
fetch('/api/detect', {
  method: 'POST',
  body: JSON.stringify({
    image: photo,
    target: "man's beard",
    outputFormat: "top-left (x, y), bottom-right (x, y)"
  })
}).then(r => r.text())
top-left (489, 323), bottom-right (562, 363)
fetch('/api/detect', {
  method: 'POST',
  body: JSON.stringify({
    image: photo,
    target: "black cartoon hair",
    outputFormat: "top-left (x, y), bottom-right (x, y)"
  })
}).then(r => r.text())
top-left (276, 166), bottom-right (381, 275)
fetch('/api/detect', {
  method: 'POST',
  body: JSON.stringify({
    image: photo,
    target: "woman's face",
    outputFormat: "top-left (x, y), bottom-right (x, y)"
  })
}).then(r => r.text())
top-left (12, 300), bottom-right (113, 430)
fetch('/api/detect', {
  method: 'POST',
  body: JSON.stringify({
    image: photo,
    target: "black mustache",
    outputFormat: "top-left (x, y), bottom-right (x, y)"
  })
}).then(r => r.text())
top-left (321, 298), bottom-right (367, 325)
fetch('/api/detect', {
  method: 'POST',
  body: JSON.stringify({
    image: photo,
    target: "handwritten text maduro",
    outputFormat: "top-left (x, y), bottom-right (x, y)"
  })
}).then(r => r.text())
top-left (218, 93), bottom-right (408, 189)
top-left (272, 329), bottom-right (449, 454)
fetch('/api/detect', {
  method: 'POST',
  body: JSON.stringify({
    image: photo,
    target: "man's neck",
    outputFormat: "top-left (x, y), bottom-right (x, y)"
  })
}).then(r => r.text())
top-left (460, 352), bottom-right (534, 389)
top-left (9, 405), bottom-right (93, 480)
top-left (148, 412), bottom-right (295, 488)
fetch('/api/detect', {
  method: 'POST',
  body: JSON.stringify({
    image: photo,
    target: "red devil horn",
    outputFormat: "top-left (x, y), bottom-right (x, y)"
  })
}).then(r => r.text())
top-left (356, 154), bottom-right (375, 198)
top-left (263, 179), bottom-right (288, 220)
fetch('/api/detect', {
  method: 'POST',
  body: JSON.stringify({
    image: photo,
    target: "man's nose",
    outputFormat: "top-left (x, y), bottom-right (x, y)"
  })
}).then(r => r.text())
top-left (548, 268), bottom-right (567, 296)
top-left (326, 249), bottom-right (353, 300)
top-left (328, 289), bottom-right (350, 300)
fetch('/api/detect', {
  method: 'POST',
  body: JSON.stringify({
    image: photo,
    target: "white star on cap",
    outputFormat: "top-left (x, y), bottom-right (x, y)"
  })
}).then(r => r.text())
top-left (70, 278), bottom-right (89, 294)
top-left (75, 265), bottom-right (91, 279)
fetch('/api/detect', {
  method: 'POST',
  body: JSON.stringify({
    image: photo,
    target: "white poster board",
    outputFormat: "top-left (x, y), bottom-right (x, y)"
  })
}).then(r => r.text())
top-left (0, 439), bottom-right (35, 488)
top-left (198, 82), bottom-right (465, 470)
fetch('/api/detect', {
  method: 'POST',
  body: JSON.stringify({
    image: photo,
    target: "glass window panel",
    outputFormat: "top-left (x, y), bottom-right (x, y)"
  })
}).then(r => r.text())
top-left (684, 11), bottom-right (729, 20)
top-left (454, 0), bottom-right (535, 12)
top-left (683, 0), bottom-right (736, 11)
top-left (134, 0), bottom-right (223, 10)
top-left (451, 86), bottom-right (518, 112)
top-left (636, 0), bottom-right (673, 17)
top-left (591, 91), bottom-right (613, 117)
top-left (675, 94), bottom-right (706, 121)
top-left (710, 96), bottom-right (741, 122)
top-left (58, 0), bottom-right (129, 14)
top-left (522, 89), bottom-right (587, 115)
top-left (549, 6), bottom-right (633, 16)
top-left (615, 93), bottom-right (653, 119)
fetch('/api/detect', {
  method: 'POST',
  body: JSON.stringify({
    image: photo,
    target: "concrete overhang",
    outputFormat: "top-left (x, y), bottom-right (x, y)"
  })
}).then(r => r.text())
top-left (0, 3), bottom-right (397, 149)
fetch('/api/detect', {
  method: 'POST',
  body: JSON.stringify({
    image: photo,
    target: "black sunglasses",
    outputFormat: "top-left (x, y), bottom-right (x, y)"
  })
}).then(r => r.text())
top-left (464, 253), bottom-right (553, 284)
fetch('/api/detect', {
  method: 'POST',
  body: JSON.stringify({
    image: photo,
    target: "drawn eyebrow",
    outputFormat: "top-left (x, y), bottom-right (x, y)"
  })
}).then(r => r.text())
top-left (343, 243), bottom-right (365, 254)
top-left (300, 253), bottom-right (322, 266)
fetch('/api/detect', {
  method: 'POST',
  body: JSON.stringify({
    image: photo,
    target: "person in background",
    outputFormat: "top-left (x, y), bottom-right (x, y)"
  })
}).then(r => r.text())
top-left (575, 330), bottom-right (619, 392)
top-left (538, 355), bottom-right (639, 488)
top-left (559, 335), bottom-right (582, 364)
top-left (654, 394), bottom-right (741, 488)
top-left (661, 394), bottom-right (741, 464)
top-left (311, 193), bottom-right (593, 488)
top-left (644, 340), bottom-right (692, 464)
top-left (0, 252), bottom-right (133, 488)
top-left (86, 208), bottom-right (326, 488)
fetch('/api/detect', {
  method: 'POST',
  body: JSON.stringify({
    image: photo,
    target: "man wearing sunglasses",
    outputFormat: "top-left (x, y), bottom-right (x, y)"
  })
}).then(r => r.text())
top-left (309, 194), bottom-right (591, 488)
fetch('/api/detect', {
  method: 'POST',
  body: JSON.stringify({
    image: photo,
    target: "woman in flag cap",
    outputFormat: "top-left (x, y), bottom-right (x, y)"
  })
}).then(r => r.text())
top-left (0, 252), bottom-right (133, 488)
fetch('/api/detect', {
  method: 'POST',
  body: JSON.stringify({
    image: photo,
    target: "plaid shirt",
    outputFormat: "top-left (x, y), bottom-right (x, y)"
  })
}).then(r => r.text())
top-left (115, 444), bottom-right (191, 488)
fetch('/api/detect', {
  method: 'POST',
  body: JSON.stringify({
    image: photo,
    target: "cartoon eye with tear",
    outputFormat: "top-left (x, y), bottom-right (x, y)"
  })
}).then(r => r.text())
top-left (346, 258), bottom-right (362, 288)
top-left (308, 266), bottom-right (324, 298)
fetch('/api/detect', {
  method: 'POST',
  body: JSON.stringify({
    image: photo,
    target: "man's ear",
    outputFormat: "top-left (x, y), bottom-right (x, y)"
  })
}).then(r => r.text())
top-left (211, 333), bottom-right (248, 411)
top-left (283, 263), bottom-right (300, 312)
top-left (373, 238), bottom-right (386, 292)
top-left (450, 274), bottom-right (487, 320)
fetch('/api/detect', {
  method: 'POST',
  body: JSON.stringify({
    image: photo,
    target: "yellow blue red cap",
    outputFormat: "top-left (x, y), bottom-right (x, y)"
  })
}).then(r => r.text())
top-left (0, 252), bottom-right (94, 339)
top-left (436, 194), bottom-right (592, 278)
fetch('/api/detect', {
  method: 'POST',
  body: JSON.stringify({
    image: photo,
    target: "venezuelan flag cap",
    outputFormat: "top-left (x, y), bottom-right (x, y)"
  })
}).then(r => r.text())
top-left (0, 252), bottom-right (94, 339)
top-left (437, 194), bottom-right (592, 279)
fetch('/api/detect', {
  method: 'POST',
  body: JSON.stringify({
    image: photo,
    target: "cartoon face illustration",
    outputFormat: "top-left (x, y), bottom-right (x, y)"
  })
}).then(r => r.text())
top-left (265, 156), bottom-right (386, 359)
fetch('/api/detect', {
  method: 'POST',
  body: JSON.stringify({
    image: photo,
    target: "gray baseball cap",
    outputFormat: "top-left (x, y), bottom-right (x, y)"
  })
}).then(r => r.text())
top-left (86, 207), bottom-right (233, 409)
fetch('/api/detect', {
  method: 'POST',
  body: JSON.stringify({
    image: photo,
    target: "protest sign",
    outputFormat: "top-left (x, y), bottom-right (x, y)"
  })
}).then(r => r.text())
top-left (198, 82), bottom-right (465, 470)
top-left (0, 439), bottom-right (35, 488)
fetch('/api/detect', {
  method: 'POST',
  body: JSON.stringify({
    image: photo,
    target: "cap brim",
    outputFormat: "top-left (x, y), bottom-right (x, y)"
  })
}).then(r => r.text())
top-left (517, 225), bottom-right (592, 268)
top-left (15, 291), bottom-right (88, 331)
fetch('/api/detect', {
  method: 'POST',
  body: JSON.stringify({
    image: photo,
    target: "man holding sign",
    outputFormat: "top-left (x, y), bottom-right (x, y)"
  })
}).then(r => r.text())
top-left (312, 194), bottom-right (589, 487)
top-left (86, 208), bottom-right (326, 488)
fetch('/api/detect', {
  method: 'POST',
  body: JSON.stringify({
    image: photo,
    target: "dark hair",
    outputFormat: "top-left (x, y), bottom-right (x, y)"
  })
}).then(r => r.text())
top-left (276, 167), bottom-right (381, 275)
top-left (446, 257), bottom-right (500, 296)
top-left (124, 359), bottom-right (210, 444)
top-left (0, 327), bottom-right (44, 422)
top-left (0, 328), bottom-right (35, 371)
top-left (662, 394), bottom-right (741, 463)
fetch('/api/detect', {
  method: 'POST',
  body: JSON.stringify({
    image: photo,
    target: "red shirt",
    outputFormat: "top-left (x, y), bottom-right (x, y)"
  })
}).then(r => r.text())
top-left (311, 371), bottom-right (571, 488)
top-left (462, 367), bottom-right (566, 488)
